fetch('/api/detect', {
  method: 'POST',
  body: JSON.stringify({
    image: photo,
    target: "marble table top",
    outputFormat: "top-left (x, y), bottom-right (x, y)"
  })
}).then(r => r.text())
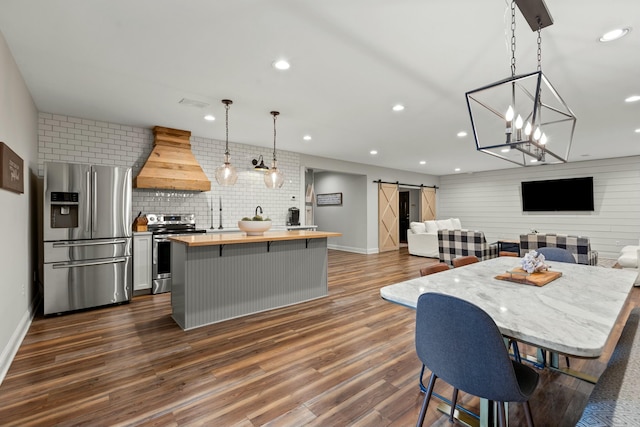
top-left (380, 257), bottom-right (638, 358)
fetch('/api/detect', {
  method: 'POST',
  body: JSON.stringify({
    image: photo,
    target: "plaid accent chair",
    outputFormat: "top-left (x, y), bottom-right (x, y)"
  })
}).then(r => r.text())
top-left (519, 233), bottom-right (598, 266)
top-left (438, 230), bottom-right (498, 266)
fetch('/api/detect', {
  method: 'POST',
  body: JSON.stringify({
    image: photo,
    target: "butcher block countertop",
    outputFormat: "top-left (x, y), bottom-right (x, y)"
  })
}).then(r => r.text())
top-left (169, 230), bottom-right (342, 247)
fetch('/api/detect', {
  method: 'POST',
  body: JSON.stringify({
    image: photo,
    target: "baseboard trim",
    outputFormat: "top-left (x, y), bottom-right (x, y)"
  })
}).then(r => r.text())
top-left (0, 297), bottom-right (38, 386)
top-left (327, 244), bottom-right (372, 254)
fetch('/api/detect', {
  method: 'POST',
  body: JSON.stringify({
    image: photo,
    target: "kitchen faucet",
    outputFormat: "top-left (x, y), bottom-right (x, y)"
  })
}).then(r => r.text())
top-left (255, 206), bottom-right (263, 216)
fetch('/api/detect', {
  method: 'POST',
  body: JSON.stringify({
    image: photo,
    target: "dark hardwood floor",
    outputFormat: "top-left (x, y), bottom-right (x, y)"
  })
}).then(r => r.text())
top-left (0, 248), bottom-right (637, 426)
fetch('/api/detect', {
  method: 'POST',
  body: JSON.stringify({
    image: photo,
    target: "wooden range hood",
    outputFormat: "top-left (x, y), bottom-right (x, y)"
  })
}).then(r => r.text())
top-left (134, 126), bottom-right (211, 192)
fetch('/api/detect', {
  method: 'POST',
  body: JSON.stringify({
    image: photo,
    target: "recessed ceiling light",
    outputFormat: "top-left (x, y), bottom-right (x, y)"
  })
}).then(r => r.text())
top-left (303, 135), bottom-right (312, 141)
top-left (454, 168), bottom-right (461, 172)
top-left (419, 160), bottom-right (426, 165)
top-left (530, 159), bottom-right (538, 163)
top-left (635, 128), bottom-right (640, 133)
top-left (370, 150), bottom-right (378, 155)
top-left (457, 131), bottom-right (467, 137)
top-left (625, 95), bottom-right (640, 103)
top-left (599, 27), bottom-right (631, 42)
top-left (392, 104), bottom-right (405, 112)
top-left (501, 148), bottom-right (510, 153)
top-left (273, 59), bottom-right (291, 70)
top-left (204, 115), bottom-right (215, 121)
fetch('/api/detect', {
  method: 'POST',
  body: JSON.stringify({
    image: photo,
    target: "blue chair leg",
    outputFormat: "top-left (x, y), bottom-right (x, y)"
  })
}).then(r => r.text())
top-left (417, 372), bottom-right (437, 427)
top-left (509, 339), bottom-right (522, 363)
top-left (523, 401), bottom-right (535, 427)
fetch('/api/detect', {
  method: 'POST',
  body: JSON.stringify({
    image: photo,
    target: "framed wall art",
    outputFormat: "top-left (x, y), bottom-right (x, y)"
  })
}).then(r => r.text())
top-left (316, 192), bottom-right (342, 206)
top-left (0, 142), bottom-right (24, 194)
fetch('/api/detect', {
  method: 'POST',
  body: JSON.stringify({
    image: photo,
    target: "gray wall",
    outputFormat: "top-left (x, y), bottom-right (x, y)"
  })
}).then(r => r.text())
top-left (0, 30), bottom-right (39, 383)
top-left (438, 156), bottom-right (640, 259)
top-left (300, 154), bottom-right (441, 254)
top-left (314, 171), bottom-right (367, 253)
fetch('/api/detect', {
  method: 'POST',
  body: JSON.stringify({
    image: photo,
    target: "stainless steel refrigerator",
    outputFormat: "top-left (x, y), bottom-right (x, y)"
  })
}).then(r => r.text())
top-left (43, 162), bottom-right (132, 314)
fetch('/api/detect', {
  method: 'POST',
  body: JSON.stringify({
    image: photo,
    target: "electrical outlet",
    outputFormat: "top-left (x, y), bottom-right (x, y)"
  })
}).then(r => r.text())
top-left (616, 240), bottom-right (620, 245)
top-left (21, 283), bottom-right (25, 296)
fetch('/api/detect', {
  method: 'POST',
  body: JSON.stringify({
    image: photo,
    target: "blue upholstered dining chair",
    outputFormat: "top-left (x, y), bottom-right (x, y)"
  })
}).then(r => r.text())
top-left (533, 246), bottom-right (575, 369)
top-left (415, 293), bottom-right (539, 427)
top-left (536, 247), bottom-right (576, 264)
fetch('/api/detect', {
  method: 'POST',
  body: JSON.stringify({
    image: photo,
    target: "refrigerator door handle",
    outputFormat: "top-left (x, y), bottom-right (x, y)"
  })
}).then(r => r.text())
top-left (52, 239), bottom-right (128, 248)
top-left (92, 170), bottom-right (98, 233)
top-left (52, 257), bottom-right (128, 269)
top-left (85, 170), bottom-right (91, 233)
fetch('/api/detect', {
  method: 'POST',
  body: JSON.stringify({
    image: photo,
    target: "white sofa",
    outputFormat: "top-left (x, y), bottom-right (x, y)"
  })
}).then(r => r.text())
top-left (617, 240), bottom-right (640, 285)
top-left (407, 217), bottom-right (462, 258)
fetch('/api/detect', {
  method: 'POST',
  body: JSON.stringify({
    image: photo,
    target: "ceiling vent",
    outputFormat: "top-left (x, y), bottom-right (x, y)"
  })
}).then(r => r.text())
top-left (178, 98), bottom-right (210, 109)
top-left (134, 126), bottom-right (211, 192)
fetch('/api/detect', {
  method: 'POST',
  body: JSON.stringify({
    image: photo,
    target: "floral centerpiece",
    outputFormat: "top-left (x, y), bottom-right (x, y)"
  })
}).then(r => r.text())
top-left (521, 250), bottom-right (548, 273)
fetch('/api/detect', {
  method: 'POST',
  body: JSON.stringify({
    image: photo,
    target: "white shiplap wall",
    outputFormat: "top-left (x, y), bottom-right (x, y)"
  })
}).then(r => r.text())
top-left (37, 113), bottom-right (301, 228)
top-left (437, 156), bottom-right (640, 259)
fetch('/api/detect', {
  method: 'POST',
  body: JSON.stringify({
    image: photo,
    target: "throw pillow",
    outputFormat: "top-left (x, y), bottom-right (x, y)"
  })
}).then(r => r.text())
top-left (410, 222), bottom-right (426, 234)
top-left (424, 220), bottom-right (438, 233)
top-left (618, 246), bottom-right (640, 268)
top-left (436, 219), bottom-right (454, 230)
top-left (451, 218), bottom-right (462, 229)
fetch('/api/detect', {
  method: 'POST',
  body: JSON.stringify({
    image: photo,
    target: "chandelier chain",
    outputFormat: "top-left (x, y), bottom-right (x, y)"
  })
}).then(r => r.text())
top-left (537, 19), bottom-right (542, 71)
top-left (510, 0), bottom-right (517, 77)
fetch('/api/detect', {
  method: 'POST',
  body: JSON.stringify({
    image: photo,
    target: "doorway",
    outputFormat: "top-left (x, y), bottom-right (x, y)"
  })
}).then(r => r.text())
top-left (399, 191), bottom-right (410, 243)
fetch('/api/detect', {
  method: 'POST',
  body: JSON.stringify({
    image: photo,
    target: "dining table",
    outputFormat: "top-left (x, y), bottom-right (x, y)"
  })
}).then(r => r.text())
top-left (380, 256), bottom-right (638, 426)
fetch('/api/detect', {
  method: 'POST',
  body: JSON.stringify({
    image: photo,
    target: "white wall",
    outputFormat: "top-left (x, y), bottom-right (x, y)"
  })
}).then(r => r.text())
top-left (300, 154), bottom-right (440, 253)
top-left (0, 30), bottom-right (39, 383)
top-left (438, 156), bottom-right (640, 259)
top-left (314, 171), bottom-right (367, 253)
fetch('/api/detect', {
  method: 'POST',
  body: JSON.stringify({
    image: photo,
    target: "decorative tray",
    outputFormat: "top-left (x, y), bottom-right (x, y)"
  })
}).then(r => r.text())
top-left (495, 267), bottom-right (562, 287)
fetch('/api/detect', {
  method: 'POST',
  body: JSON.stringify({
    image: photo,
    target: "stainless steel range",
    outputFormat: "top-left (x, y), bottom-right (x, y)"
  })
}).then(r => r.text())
top-left (147, 213), bottom-right (206, 294)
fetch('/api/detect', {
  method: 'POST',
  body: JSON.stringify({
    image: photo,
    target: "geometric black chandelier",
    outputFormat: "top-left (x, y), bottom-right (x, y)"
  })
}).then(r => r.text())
top-left (465, 0), bottom-right (576, 166)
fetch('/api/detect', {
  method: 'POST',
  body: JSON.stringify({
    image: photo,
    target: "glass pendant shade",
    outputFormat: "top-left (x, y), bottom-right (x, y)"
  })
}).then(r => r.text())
top-left (215, 153), bottom-right (238, 186)
top-left (264, 161), bottom-right (285, 189)
top-left (265, 110), bottom-right (284, 189)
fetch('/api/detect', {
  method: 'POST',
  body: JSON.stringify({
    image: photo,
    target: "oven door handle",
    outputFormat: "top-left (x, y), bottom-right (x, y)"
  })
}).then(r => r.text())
top-left (52, 239), bottom-right (128, 248)
top-left (52, 257), bottom-right (127, 269)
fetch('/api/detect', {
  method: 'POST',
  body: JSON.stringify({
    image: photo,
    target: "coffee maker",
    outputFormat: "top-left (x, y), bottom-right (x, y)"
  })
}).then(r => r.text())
top-left (287, 207), bottom-right (300, 226)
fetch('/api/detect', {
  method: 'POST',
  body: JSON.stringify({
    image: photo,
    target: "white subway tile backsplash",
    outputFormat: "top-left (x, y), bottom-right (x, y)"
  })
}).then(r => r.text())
top-left (38, 112), bottom-right (302, 228)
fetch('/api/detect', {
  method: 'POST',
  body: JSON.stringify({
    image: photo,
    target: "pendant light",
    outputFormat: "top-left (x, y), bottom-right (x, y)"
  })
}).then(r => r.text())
top-left (264, 111), bottom-right (285, 189)
top-left (214, 99), bottom-right (238, 186)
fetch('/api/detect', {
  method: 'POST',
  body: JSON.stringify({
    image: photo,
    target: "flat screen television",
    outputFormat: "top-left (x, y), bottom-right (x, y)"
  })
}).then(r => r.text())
top-left (521, 177), bottom-right (594, 212)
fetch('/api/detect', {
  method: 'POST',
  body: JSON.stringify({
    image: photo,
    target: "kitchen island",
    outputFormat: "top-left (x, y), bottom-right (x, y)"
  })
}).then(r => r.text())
top-left (169, 230), bottom-right (341, 330)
